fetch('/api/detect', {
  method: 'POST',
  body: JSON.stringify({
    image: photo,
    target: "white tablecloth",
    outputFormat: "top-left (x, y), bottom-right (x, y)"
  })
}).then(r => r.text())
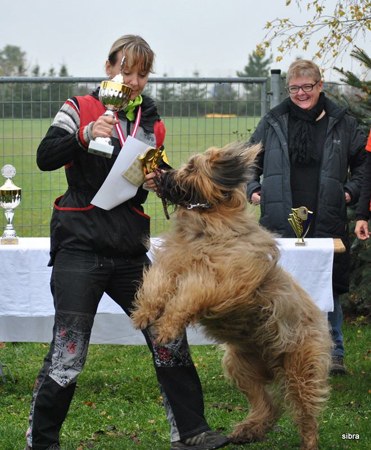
top-left (0, 237), bottom-right (334, 344)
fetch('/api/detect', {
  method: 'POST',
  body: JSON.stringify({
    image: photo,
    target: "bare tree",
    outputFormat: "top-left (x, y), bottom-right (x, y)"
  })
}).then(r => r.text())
top-left (257, 0), bottom-right (371, 68)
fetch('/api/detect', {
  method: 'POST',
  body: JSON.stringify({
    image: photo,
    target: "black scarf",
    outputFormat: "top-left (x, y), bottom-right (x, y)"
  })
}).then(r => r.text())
top-left (288, 92), bottom-right (326, 165)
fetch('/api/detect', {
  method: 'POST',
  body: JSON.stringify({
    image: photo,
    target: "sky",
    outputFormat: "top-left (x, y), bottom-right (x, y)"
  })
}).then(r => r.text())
top-left (1, 0), bottom-right (370, 82)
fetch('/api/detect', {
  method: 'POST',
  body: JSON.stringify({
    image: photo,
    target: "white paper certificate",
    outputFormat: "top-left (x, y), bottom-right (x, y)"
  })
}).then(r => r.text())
top-left (91, 136), bottom-right (149, 210)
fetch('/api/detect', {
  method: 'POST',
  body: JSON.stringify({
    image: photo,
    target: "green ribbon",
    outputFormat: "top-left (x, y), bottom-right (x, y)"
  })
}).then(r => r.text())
top-left (123, 95), bottom-right (143, 122)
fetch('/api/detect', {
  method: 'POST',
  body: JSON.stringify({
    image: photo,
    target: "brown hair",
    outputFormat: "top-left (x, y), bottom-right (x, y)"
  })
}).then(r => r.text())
top-left (286, 60), bottom-right (322, 85)
top-left (108, 35), bottom-right (155, 73)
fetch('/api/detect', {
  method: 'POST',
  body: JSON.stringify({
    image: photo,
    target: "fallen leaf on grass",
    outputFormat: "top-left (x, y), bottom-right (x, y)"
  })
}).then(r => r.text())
top-left (346, 401), bottom-right (362, 409)
top-left (106, 431), bottom-right (126, 437)
top-left (234, 406), bottom-right (248, 412)
top-left (130, 433), bottom-right (141, 443)
top-left (209, 403), bottom-right (233, 412)
top-left (83, 401), bottom-right (97, 409)
top-left (93, 430), bottom-right (105, 436)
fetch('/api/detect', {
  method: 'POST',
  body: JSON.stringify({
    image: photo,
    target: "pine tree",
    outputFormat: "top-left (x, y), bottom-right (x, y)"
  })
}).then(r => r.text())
top-left (0, 45), bottom-right (27, 76)
top-left (155, 73), bottom-right (177, 117)
top-left (333, 47), bottom-right (371, 318)
top-left (334, 47), bottom-right (371, 133)
top-left (237, 51), bottom-right (273, 116)
top-left (237, 51), bottom-right (273, 79)
top-left (178, 71), bottom-right (208, 117)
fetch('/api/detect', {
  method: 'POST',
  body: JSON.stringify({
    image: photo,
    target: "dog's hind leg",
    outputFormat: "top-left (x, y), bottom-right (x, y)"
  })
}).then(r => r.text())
top-left (222, 346), bottom-right (278, 444)
top-left (283, 337), bottom-right (330, 450)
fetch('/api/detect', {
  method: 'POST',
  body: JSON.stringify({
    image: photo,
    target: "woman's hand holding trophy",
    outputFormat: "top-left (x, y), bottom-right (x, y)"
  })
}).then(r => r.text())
top-left (88, 57), bottom-right (132, 158)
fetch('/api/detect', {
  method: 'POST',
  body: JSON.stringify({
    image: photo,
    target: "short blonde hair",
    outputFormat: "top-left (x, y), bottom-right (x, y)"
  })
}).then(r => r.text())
top-left (286, 60), bottom-right (321, 85)
top-left (108, 35), bottom-right (155, 73)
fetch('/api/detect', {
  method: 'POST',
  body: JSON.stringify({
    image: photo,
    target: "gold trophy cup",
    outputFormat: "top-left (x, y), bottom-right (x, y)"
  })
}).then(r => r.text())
top-left (88, 79), bottom-right (132, 159)
top-left (288, 206), bottom-right (313, 246)
top-left (0, 165), bottom-right (22, 245)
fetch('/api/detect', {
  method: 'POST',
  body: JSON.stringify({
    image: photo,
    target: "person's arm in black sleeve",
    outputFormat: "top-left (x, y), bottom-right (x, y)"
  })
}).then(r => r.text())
top-left (344, 117), bottom-right (367, 205)
top-left (356, 150), bottom-right (371, 220)
top-left (37, 97), bottom-right (95, 172)
top-left (37, 126), bottom-right (83, 171)
top-left (246, 118), bottom-right (266, 201)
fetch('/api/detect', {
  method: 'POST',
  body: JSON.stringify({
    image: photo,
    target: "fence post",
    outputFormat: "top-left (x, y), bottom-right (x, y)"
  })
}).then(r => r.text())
top-left (260, 80), bottom-right (267, 117)
top-left (270, 69), bottom-right (282, 109)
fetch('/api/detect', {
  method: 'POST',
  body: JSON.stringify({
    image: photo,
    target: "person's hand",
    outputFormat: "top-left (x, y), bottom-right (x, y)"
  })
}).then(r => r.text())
top-left (355, 220), bottom-right (370, 240)
top-left (91, 115), bottom-right (119, 139)
top-left (143, 171), bottom-right (162, 191)
top-left (345, 192), bottom-right (351, 204)
top-left (251, 191), bottom-right (261, 205)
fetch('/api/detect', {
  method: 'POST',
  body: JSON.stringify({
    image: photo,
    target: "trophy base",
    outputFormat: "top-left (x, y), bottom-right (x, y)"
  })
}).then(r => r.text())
top-left (295, 239), bottom-right (307, 246)
top-left (1, 236), bottom-right (18, 245)
top-left (88, 141), bottom-right (114, 159)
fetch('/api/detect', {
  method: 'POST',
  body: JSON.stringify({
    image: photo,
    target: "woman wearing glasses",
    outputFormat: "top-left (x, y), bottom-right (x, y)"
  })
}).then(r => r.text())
top-left (247, 59), bottom-right (366, 375)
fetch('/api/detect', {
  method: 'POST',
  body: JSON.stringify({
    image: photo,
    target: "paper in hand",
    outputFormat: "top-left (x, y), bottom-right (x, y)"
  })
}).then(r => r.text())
top-left (91, 136), bottom-right (150, 210)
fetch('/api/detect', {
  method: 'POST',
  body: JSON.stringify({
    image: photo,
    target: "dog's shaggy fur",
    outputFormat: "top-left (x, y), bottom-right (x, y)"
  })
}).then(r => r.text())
top-left (131, 142), bottom-right (332, 450)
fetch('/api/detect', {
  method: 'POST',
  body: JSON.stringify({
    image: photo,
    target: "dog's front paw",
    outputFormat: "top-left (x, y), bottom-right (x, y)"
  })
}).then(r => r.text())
top-left (154, 324), bottom-right (184, 346)
top-left (131, 309), bottom-right (157, 330)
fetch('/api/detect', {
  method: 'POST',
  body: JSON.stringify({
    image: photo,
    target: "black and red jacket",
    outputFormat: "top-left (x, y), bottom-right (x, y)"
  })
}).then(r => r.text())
top-left (37, 91), bottom-right (166, 264)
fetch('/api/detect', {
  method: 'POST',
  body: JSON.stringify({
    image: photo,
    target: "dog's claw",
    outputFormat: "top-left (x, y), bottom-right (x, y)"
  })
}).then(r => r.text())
top-left (154, 335), bottom-right (172, 346)
top-left (131, 311), bottom-right (152, 330)
top-left (153, 324), bottom-right (184, 346)
top-left (154, 332), bottom-right (174, 346)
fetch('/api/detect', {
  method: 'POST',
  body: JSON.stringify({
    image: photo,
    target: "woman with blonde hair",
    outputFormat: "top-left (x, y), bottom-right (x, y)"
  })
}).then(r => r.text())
top-left (25, 35), bottom-right (229, 450)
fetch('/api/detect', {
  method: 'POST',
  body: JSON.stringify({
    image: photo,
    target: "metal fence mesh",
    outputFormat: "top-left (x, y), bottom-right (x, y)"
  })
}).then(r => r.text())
top-left (0, 77), bottom-right (268, 237)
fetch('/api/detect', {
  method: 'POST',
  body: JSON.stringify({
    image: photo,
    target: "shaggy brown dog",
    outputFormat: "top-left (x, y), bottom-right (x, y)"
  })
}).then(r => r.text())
top-left (131, 142), bottom-right (331, 450)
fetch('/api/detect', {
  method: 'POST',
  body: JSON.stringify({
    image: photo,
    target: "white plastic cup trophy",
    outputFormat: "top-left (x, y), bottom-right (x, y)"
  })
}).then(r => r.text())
top-left (88, 59), bottom-right (132, 158)
top-left (0, 164), bottom-right (22, 245)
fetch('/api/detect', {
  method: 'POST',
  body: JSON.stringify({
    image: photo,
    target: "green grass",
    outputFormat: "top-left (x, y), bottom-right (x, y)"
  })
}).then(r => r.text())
top-left (0, 321), bottom-right (370, 449)
top-left (0, 116), bottom-right (258, 237)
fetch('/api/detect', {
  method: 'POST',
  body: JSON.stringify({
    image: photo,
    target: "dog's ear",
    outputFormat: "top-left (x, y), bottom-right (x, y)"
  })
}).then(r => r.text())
top-left (209, 142), bottom-right (262, 189)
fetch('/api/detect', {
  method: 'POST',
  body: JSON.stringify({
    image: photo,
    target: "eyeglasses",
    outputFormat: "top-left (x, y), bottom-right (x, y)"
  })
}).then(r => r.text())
top-left (286, 81), bottom-right (319, 94)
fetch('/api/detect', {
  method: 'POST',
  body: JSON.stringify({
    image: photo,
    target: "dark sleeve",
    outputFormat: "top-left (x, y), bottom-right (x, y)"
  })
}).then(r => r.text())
top-left (344, 117), bottom-right (367, 205)
top-left (246, 118), bottom-right (266, 200)
top-left (356, 151), bottom-right (371, 220)
top-left (37, 126), bottom-right (82, 171)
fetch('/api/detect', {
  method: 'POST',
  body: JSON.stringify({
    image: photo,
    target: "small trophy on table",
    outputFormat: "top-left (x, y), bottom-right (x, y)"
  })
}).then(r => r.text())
top-left (0, 165), bottom-right (22, 245)
top-left (288, 206), bottom-right (313, 246)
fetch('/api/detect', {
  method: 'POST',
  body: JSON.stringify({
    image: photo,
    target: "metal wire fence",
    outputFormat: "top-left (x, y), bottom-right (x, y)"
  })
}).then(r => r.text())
top-left (0, 76), bottom-right (278, 237)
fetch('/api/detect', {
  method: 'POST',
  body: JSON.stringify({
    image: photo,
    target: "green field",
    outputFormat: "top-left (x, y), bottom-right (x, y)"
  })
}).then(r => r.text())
top-left (0, 116), bottom-right (258, 237)
top-left (0, 321), bottom-right (370, 449)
